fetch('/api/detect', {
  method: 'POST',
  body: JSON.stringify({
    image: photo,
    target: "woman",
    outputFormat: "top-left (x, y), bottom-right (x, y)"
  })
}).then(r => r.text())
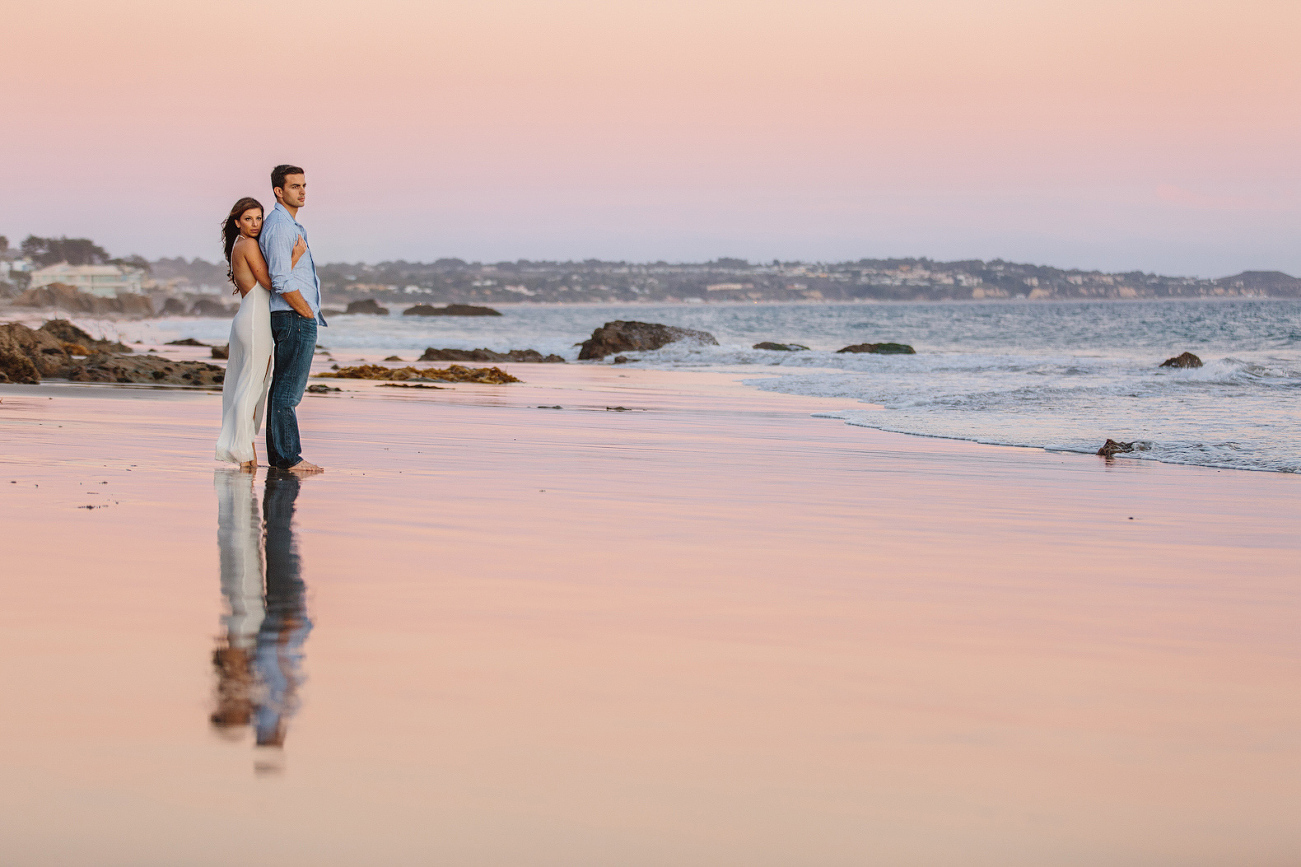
top-left (214, 197), bottom-right (305, 468)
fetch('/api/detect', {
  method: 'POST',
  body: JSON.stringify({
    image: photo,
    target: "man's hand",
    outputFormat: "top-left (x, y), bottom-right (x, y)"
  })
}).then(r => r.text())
top-left (291, 235), bottom-right (307, 268)
top-left (279, 290), bottom-right (316, 320)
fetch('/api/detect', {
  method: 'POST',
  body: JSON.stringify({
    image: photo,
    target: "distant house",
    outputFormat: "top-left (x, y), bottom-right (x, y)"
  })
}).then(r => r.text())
top-left (29, 262), bottom-right (143, 297)
top-left (0, 258), bottom-right (34, 281)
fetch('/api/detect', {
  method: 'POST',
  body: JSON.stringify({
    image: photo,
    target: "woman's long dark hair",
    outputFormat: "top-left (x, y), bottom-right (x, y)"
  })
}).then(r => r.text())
top-left (221, 197), bottom-right (264, 286)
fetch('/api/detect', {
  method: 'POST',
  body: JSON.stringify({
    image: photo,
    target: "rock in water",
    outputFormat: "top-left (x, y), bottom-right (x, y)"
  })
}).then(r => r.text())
top-left (317, 364), bottom-right (521, 384)
top-left (403, 304), bottom-right (502, 317)
top-left (190, 298), bottom-right (233, 317)
top-left (166, 337), bottom-right (208, 346)
top-left (836, 342), bottom-right (916, 355)
top-left (578, 320), bottom-right (719, 360)
top-left (14, 283), bottom-right (152, 317)
top-left (0, 348), bottom-right (40, 384)
top-left (753, 342), bottom-right (810, 351)
top-left (39, 319), bottom-right (133, 354)
top-left (1097, 439), bottom-right (1136, 457)
top-left (418, 347), bottom-right (565, 363)
top-left (211, 344), bottom-right (229, 360)
top-left (64, 353), bottom-right (226, 386)
top-left (1159, 351), bottom-right (1203, 368)
top-left (346, 298), bottom-right (389, 315)
top-left (0, 322), bottom-right (74, 382)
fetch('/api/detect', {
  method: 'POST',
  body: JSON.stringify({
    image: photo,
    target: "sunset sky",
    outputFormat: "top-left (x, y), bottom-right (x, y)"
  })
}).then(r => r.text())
top-left (4, 0), bottom-right (1299, 275)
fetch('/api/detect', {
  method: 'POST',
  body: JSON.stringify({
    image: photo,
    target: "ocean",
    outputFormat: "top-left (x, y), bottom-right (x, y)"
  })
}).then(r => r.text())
top-left (123, 298), bottom-right (1301, 474)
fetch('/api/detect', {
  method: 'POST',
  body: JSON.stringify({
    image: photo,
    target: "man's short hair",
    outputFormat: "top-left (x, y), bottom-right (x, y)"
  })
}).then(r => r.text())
top-left (271, 164), bottom-right (305, 191)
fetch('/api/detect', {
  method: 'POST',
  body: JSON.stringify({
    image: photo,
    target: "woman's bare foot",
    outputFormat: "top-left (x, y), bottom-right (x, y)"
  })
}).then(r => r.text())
top-left (285, 461), bottom-right (324, 476)
top-left (239, 460), bottom-right (257, 472)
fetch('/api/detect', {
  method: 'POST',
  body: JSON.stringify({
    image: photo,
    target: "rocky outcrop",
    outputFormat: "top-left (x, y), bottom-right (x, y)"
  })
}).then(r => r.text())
top-left (160, 297), bottom-right (189, 316)
top-left (211, 344), bottom-right (230, 360)
top-left (0, 321), bottom-right (220, 385)
top-left (1098, 439), bottom-right (1135, 457)
top-left (403, 304), bottom-right (502, 317)
top-left (0, 345), bottom-right (41, 383)
top-left (166, 337), bottom-right (208, 346)
top-left (116, 294), bottom-right (154, 317)
top-left (190, 298), bottom-right (234, 317)
top-left (1097, 439), bottom-right (1152, 458)
top-left (1160, 352), bottom-right (1202, 369)
top-left (14, 283), bottom-right (154, 317)
top-left (317, 364), bottom-right (520, 384)
top-left (345, 298), bottom-right (389, 315)
top-left (753, 342), bottom-right (810, 351)
top-left (38, 320), bottom-right (132, 353)
top-left (837, 342), bottom-right (916, 355)
top-left (63, 353), bottom-right (225, 386)
top-left (0, 322), bottom-right (76, 382)
top-left (417, 347), bottom-right (565, 363)
top-left (578, 320), bottom-right (719, 360)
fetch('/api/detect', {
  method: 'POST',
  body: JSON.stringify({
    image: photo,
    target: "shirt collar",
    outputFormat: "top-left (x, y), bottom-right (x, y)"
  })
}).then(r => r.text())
top-left (272, 201), bottom-right (302, 227)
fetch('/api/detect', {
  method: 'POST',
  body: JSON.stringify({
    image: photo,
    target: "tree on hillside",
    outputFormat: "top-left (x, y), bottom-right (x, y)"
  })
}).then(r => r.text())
top-left (21, 235), bottom-right (111, 267)
top-left (110, 254), bottom-right (152, 273)
top-left (0, 236), bottom-right (8, 254)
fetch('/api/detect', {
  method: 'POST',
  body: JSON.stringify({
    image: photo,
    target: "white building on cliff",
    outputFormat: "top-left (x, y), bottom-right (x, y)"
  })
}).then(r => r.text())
top-left (29, 263), bottom-right (143, 297)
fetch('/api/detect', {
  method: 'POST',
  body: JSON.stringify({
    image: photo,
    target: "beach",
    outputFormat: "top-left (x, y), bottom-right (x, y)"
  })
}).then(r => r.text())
top-left (1, 363), bottom-right (1298, 865)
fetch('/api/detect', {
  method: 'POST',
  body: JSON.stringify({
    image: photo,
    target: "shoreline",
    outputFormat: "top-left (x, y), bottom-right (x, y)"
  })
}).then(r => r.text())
top-left (6, 351), bottom-right (1299, 476)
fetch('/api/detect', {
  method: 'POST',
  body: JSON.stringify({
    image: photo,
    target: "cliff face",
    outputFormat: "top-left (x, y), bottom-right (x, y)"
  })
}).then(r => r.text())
top-left (13, 283), bottom-right (154, 316)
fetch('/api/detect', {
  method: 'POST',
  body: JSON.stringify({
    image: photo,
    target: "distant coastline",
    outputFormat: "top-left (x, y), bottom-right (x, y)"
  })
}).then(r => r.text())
top-left (3, 235), bottom-right (1299, 317)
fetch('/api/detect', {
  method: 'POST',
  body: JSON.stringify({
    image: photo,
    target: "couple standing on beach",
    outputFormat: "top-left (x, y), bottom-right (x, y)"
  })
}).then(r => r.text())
top-left (214, 164), bottom-right (325, 474)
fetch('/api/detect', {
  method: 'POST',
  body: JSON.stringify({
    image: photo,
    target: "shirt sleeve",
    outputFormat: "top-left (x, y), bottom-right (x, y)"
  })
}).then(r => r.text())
top-left (259, 219), bottom-right (294, 295)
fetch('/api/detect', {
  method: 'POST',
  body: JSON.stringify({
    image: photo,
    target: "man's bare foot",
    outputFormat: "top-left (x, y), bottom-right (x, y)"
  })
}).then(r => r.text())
top-left (285, 461), bottom-right (324, 476)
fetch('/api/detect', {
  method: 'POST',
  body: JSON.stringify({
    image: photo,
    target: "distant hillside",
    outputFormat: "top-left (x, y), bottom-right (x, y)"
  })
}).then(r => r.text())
top-left (149, 257), bottom-right (229, 290)
top-left (1217, 271), bottom-right (1301, 298)
top-left (305, 257), bottom-right (1300, 306)
top-left (128, 254), bottom-right (1301, 305)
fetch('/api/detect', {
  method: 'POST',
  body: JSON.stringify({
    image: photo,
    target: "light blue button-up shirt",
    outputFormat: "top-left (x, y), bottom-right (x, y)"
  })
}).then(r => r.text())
top-left (260, 202), bottom-right (327, 326)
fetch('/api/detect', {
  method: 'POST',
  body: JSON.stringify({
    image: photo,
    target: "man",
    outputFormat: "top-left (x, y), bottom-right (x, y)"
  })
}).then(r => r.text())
top-left (261, 164), bottom-right (325, 474)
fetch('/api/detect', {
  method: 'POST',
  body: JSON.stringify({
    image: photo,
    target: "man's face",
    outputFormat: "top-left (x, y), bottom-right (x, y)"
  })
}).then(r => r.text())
top-left (274, 174), bottom-right (307, 209)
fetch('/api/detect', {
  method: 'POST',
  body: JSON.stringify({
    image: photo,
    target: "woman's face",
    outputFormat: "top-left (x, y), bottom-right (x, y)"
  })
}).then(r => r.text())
top-left (238, 208), bottom-right (263, 238)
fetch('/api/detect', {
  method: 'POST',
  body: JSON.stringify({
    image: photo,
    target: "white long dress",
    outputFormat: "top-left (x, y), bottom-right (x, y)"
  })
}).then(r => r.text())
top-left (215, 280), bottom-right (273, 463)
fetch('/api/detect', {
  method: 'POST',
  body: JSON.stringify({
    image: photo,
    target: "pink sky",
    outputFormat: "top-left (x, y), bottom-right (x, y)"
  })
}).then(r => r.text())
top-left (3, 0), bottom-right (1300, 275)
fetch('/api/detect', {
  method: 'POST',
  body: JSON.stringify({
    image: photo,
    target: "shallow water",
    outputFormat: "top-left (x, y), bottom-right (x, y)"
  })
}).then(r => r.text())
top-left (96, 298), bottom-right (1301, 472)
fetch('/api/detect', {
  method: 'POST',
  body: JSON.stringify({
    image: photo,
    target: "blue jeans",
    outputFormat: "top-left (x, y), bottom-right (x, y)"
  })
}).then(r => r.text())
top-left (266, 312), bottom-right (317, 469)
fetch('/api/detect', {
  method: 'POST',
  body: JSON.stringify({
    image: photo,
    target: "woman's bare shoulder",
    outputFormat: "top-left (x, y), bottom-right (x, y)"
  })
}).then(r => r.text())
top-left (232, 236), bottom-right (265, 262)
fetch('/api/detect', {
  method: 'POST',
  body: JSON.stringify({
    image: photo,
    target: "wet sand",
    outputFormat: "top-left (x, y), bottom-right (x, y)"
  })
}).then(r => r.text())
top-left (0, 366), bottom-right (1298, 865)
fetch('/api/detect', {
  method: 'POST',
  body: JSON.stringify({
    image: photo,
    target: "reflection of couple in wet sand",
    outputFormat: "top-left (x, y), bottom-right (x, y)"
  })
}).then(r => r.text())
top-left (214, 164), bottom-right (324, 476)
top-left (211, 469), bottom-right (311, 755)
